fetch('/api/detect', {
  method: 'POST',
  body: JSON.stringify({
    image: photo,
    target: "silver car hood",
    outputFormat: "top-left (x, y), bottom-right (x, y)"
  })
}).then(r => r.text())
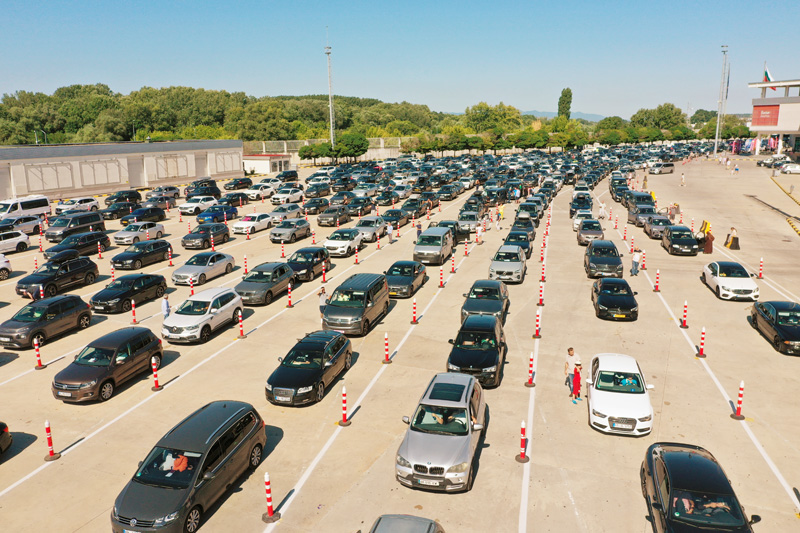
top-left (114, 230), bottom-right (142, 238)
top-left (173, 265), bottom-right (210, 276)
top-left (489, 260), bottom-right (523, 270)
top-left (163, 312), bottom-right (210, 328)
top-left (399, 428), bottom-right (471, 467)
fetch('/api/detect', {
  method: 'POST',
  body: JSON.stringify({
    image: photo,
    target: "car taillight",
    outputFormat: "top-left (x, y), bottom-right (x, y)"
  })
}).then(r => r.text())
top-left (158, 338), bottom-right (162, 345)
top-left (2, 426), bottom-right (8, 433)
top-left (86, 303), bottom-right (91, 309)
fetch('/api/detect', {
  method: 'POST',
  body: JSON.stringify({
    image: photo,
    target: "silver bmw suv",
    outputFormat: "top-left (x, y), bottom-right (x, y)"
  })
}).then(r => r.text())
top-left (395, 373), bottom-right (486, 492)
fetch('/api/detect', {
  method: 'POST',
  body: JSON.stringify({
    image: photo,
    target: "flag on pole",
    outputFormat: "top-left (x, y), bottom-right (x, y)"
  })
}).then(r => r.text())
top-left (725, 66), bottom-right (730, 99)
top-left (764, 63), bottom-right (776, 91)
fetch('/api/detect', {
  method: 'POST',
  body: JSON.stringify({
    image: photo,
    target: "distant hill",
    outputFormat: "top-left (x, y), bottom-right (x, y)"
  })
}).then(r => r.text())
top-left (523, 110), bottom-right (605, 122)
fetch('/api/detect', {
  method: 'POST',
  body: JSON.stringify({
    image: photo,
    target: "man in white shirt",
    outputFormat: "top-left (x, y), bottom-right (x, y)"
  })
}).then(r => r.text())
top-left (631, 248), bottom-right (641, 276)
top-left (564, 347), bottom-right (579, 396)
top-left (161, 294), bottom-right (170, 318)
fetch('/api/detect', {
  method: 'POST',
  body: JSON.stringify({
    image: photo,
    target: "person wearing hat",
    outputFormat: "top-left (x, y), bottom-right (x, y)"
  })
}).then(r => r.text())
top-left (572, 361), bottom-right (583, 404)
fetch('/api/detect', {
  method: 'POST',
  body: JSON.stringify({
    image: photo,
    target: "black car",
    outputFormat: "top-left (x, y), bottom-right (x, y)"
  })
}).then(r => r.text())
top-left (504, 230), bottom-right (533, 258)
top-left (400, 199), bottom-right (426, 218)
top-left (641, 442), bottom-right (760, 533)
top-left (346, 197), bottom-right (374, 217)
top-left (101, 202), bottom-right (141, 220)
top-left (510, 217), bottom-right (536, 240)
top-left (287, 247), bottom-right (331, 282)
top-left (217, 192), bottom-right (250, 207)
top-left (183, 178), bottom-right (216, 197)
top-left (265, 330), bottom-right (352, 405)
top-left (430, 219), bottom-right (470, 243)
top-left (43, 231), bottom-right (110, 260)
top-left (382, 209), bottom-right (410, 228)
top-left (446, 314), bottom-right (506, 387)
top-left (223, 177), bottom-right (253, 190)
top-left (330, 191), bottom-right (356, 207)
top-left (384, 260), bottom-right (427, 298)
top-left (332, 177), bottom-right (356, 192)
top-left (591, 278), bottom-right (638, 320)
top-left (187, 186), bottom-right (222, 200)
top-left (460, 279), bottom-right (510, 323)
top-left (306, 183), bottom-right (331, 198)
top-left (181, 223), bottom-right (229, 249)
top-left (90, 274), bottom-right (168, 313)
top-left (120, 207), bottom-right (166, 227)
top-left (436, 185), bottom-right (459, 201)
top-left (104, 190), bottom-right (142, 206)
top-left (584, 240), bottom-right (624, 278)
top-left (112, 239), bottom-right (172, 270)
top-left (611, 185), bottom-right (629, 202)
top-left (662, 225), bottom-right (699, 256)
top-left (411, 178), bottom-right (432, 193)
top-left (16, 250), bottom-right (99, 298)
top-left (419, 192), bottom-right (440, 209)
top-left (276, 170), bottom-right (299, 182)
top-left (750, 300), bottom-right (800, 355)
top-left (303, 198), bottom-right (329, 215)
top-left (0, 421), bottom-right (11, 457)
top-left (376, 191), bottom-right (399, 206)
top-left (569, 196), bottom-right (593, 217)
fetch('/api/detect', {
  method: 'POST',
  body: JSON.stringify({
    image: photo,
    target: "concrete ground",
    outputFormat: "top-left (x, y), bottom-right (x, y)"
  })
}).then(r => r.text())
top-left (0, 157), bottom-right (798, 532)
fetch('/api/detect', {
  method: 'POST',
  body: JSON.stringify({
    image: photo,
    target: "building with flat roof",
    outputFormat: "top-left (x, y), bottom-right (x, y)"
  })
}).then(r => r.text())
top-left (748, 78), bottom-right (800, 154)
top-left (0, 139), bottom-right (243, 200)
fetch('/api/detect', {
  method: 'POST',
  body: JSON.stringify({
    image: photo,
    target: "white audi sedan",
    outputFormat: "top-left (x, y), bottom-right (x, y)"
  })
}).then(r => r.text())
top-left (702, 260), bottom-right (760, 301)
top-left (586, 353), bottom-right (654, 436)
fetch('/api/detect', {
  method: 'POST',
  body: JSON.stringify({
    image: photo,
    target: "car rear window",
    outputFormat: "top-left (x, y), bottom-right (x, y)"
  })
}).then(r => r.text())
top-left (429, 383), bottom-right (466, 402)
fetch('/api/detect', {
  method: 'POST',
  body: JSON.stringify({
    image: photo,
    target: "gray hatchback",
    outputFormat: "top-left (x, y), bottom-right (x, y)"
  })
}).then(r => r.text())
top-left (111, 401), bottom-right (266, 533)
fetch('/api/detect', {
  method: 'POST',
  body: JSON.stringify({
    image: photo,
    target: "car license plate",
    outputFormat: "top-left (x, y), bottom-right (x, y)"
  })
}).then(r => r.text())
top-left (612, 422), bottom-right (633, 429)
top-left (275, 396), bottom-right (291, 402)
top-left (165, 334), bottom-right (180, 339)
top-left (389, 291), bottom-right (397, 296)
top-left (613, 314), bottom-right (626, 318)
top-left (0, 337), bottom-right (10, 342)
top-left (57, 391), bottom-right (72, 397)
top-left (418, 479), bottom-right (439, 486)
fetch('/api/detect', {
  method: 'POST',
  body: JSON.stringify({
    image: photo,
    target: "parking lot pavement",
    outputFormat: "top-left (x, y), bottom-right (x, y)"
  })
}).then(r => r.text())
top-left (1, 161), bottom-right (800, 532)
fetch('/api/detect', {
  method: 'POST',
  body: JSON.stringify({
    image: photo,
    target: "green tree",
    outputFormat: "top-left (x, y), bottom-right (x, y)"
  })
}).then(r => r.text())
top-left (653, 103), bottom-right (686, 130)
top-left (690, 109), bottom-right (716, 124)
top-left (596, 116), bottom-right (626, 131)
top-left (630, 108), bottom-right (656, 128)
top-left (598, 130), bottom-right (623, 145)
top-left (557, 88), bottom-right (572, 119)
top-left (335, 133), bottom-right (369, 161)
top-left (463, 102), bottom-right (522, 133)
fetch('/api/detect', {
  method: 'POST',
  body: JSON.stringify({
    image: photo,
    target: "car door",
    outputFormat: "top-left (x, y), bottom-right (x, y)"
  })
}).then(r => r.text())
top-left (468, 383), bottom-right (483, 454)
top-left (704, 262), bottom-right (718, 289)
top-left (44, 301), bottom-right (69, 336)
top-left (66, 260), bottom-right (86, 287)
top-left (209, 295), bottom-right (226, 331)
top-left (762, 303), bottom-right (778, 339)
top-left (651, 458), bottom-right (669, 532)
top-left (195, 441), bottom-right (228, 507)
top-left (129, 333), bottom-right (152, 375)
top-left (141, 243), bottom-right (156, 266)
top-left (276, 265), bottom-right (291, 295)
top-left (113, 339), bottom-right (141, 385)
top-left (131, 276), bottom-right (147, 304)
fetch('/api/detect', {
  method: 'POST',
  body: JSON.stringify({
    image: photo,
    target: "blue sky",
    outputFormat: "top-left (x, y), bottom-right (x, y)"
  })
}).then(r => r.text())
top-left (3, 0), bottom-right (797, 119)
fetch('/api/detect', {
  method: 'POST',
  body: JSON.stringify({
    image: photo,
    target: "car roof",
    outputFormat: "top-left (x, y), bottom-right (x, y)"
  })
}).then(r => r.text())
top-left (338, 273), bottom-right (384, 290)
top-left (421, 372), bottom-right (473, 408)
top-left (29, 294), bottom-right (81, 307)
top-left (764, 300), bottom-right (800, 311)
top-left (668, 225), bottom-right (691, 231)
top-left (390, 260), bottom-right (422, 268)
top-left (253, 262), bottom-right (284, 271)
top-left (715, 261), bottom-right (744, 268)
top-left (469, 279), bottom-right (503, 290)
top-left (300, 330), bottom-right (342, 346)
top-left (88, 326), bottom-right (153, 350)
top-left (589, 239), bottom-right (616, 248)
top-left (593, 353), bottom-right (640, 373)
top-left (158, 400), bottom-right (255, 453)
top-left (598, 277), bottom-right (630, 287)
top-left (370, 514), bottom-right (439, 533)
top-left (186, 287), bottom-right (235, 301)
top-left (657, 444), bottom-right (733, 494)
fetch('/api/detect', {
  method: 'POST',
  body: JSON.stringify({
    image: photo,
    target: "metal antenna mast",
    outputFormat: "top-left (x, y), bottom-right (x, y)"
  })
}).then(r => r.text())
top-left (713, 45), bottom-right (728, 155)
top-left (325, 29), bottom-right (336, 149)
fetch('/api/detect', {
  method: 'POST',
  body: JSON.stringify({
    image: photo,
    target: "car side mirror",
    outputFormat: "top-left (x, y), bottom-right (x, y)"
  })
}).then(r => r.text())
top-left (463, 293), bottom-right (468, 297)
top-left (651, 502), bottom-right (663, 511)
top-left (750, 273), bottom-right (756, 278)
top-left (367, 301), bottom-right (374, 308)
top-left (324, 360), bottom-right (333, 367)
top-left (646, 384), bottom-right (655, 390)
top-left (472, 423), bottom-right (484, 431)
top-left (749, 515), bottom-right (761, 525)
top-left (448, 339), bottom-right (454, 344)
top-left (203, 471), bottom-right (215, 481)
top-left (634, 291), bottom-right (638, 295)
top-left (210, 308), bottom-right (219, 313)
top-left (138, 461), bottom-right (143, 467)
top-left (115, 356), bottom-right (127, 364)
top-left (402, 416), bottom-right (410, 425)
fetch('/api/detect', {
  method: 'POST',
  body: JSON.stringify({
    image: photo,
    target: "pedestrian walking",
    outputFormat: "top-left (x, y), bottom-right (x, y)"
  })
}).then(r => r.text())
top-left (725, 227), bottom-right (740, 250)
top-left (161, 294), bottom-right (170, 318)
top-left (416, 221), bottom-right (422, 240)
top-left (475, 223), bottom-right (483, 245)
top-left (734, 164), bottom-right (740, 175)
top-left (494, 210), bottom-right (501, 231)
top-left (680, 173), bottom-right (686, 186)
top-left (499, 204), bottom-right (505, 220)
top-left (598, 201), bottom-right (607, 220)
top-left (317, 287), bottom-right (327, 319)
top-left (572, 362), bottom-right (583, 404)
top-left (642, 175), bottom-right (648, 190)
top-left (387, 223), bottom-right (393, 243)
top-left (564, 348), bottom-right (579, 396)
top-left (703, 230), bottom-right (715, 254)
top-left (515, 187), bottom-right (521, 203)
top-left (630, 248), bottom-right (641, 276)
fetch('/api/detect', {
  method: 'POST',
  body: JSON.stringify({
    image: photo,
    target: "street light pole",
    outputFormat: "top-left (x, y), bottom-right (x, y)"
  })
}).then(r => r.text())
top-left (325, 32), bottom-right (336, 149)
top-left (34, 130), bottom-right (39, 145)
top-left (713, 45), bottom-right (728, 156)
top-left (40, 130), bottom-right (47, 144)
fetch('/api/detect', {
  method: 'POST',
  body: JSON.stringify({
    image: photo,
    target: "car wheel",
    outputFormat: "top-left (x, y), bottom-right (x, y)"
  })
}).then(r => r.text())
top-left (32, 225), bottom-right (40, 234)
top-left (111, 213), bottom-right (119, 220)
top-left (222, 234), bottom-right (229, 243)
top-left (151, 354), bottom-right (161, 369)
top-left (193, 208), bottom-right (200, 215)
top-left (640, 464), bottom-right (648, 498)
top-left (225, 263), bottom-right (233, 274)
top-left (156, 231), bottom-right (162, 239)
top-left (0, 268), bottom-right (8, 280)
top-left (232, 308), bottom-right (240, 325)
top-left (315, 382), bottom-right (325, 403)
top-left (43, 284), bottom-right (57, 298)
top-left (133, 260), bottom-right (142, 270)
top-left (16, 242), bottom-right (26, 252)
top-left (715, 286), bottom-right (721, 299)
top-left (91, 206), bottom-right (98, 211)
top-left (361, 319), bottom-right (370, 336)
top-left (31, 332), bottom-right (45, 348)
top-left (202, 240), bottom-right (210, 249)
top-left (184, 507), bottom-right (202, 533)
top-left (122, 299), bottom-right (132, 312)
top-left (198, 274), bottom-right (206, 285)
top-left (248, 444), bottom-right (263, 470)
top-left (750, 314), bottom-right (758, 329)
top-left (344, 351), bottom-right (352, 370)
top-left (162, 251), bottom-right (169, 262)
top-left (290, 234), bottom-right (296, 243)
top-left (465, 465), bottom-right (475, 492)
top-left (84, 272), bottom-right (96, 285)
top-left (200, 326), bottom-right (211, 344)
top-left (78, 313), bottom-right (91, 329)
top-left (774, 336), bottom-right (783, 351)
top-left (262, 291), bottom-right (273, 305)
top-left (99, 381), bottom-right (115, 401)
top-left (383, 302), bottom-right (389, 316)
top-left (132, 237), bottom-right (139, 243)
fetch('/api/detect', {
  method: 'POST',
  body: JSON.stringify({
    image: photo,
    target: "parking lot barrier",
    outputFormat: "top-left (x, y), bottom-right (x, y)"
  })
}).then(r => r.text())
top-left (731, 381), bottom-right (745, 420)
top-left (426, 208), bottom-right (430, 220)
top-left (383, 332), bottom-right (391, 364)
top-left (679, 301), bottom-right (689, 329)
top-left (439, 266), bottom-right (444, 288)
top-left (451, 254), bottom-right (456, 274)
top-left (354, 247), bottom-right (359, 265)
top-left (614, 215), bottom-right (618, 230)
top-left (698, 327), bottom-right (706, 358)
top-left (34, 337), bottom-right (46, 370)
top-left (44, 420), bottom-right (61, 462)
top-left (223, 212), bottom-right (227, 226)
top-left (691, 218), bottom-right (695, 233)
top-left (189, 278), bottom-right (194, 296)
top-left (515, 421), bottom-right (530, 463)
top-left (168, 248), bottom-right (173, 267)
top-left (339, 386), bottom-right (351, 427)
top-left (187, 222), bottom-right (191, 234)
top-left (244, 255), bottom-right (248, 274)
top-left (261, 472), bottom-right (281, 523)
top-left (537, 283), bottom-right (544, 307)
top-left (540, 262), bottom-right (546, 283)
top-left (179, 211), bottom-right (182, 223)
top-left (281, 240), bottom-right (285, 258)
top-left (151, 356), bottom-right (163, 391)
top-left (629, 235), bottom-right (634, 254)
top-left (653, 269), bottom-right (660, 292)
top-left (311, 230), bottom-right (315, 244)
top-left (322, 263), bottom-right (327, 283)
top-left (464, 240), bottom-right (469, 256)
top-left (34, 256), bottom-right (38, 270)
top-left (525, 352), bottom-right (535, 387)
top-left (679, 211), bottom-right (683, 223)
top-left (237, 309), bottom-right (247, 338)
top-left (623, 225), bottom-right (627, 241)
top-left (641, 250), bottom-right (647, 270)
top-left (110, 264), bottom-right (115, 282)
top-left (286, 283), bottom-right (294, 308)
top-left (210, 234), bottom-right (215, 251)
top-left (533, 308), bottom-right (541, 339)
top-left (304, 209), bottom-right (308, 221)
top-left (411, 298), bottom-right (418, 324)
top-left (131, 300), bottom-right (137, 324)
top-left (759, 258), bottom-right (763, 279)
top-left (146, 230), bottom-right (150, 241)
top-left (397, 225), bottom-right (401, 238)
top-left (377, 234), bottom-right (381, 250)
top-left (39, 231), bottom-right (43, 252)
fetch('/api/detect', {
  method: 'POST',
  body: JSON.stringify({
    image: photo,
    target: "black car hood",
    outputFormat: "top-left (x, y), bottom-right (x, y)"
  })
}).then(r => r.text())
top-left (590, 256), bottom-right (622, 267)
top-left (447, 347), bottom-right (500, 369)
top-left (386, 274), bottom-right (413, 287)
top-left (597, 293), bottom-right (637, 310)
top-left (776, 324), bottom-right (800, 342)
top-left (18, 273), bottom-right (54, 286)
top-left (113, 251), bottom-right (143, 262)
top-left (287, 260), bottom-right (317, 272)
top-left (268, 365), bottom-right (320, 389)
top-left (92, 287), bottom-right (130, 302)
top-left (45, 243), bottom-right (78, 255)
top-left (461, 298), bottom-right (504, 316)
top-left (116, 479), bottom-right (190, 522)
top-left (671, 238), bottom-right (698, 245)
top-left (0, 319), bottom-right (34, 333)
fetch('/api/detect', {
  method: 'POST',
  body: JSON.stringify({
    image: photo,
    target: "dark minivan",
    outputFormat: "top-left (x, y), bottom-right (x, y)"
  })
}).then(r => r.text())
top-left (111, 401), bottom-right (266, 533)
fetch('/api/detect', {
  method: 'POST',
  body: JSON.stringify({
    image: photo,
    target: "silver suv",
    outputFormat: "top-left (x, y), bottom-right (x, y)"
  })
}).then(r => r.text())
top-left (488, 244), bottom-right (527, 283)
top-left (395, 373), bottom-right (486, 492)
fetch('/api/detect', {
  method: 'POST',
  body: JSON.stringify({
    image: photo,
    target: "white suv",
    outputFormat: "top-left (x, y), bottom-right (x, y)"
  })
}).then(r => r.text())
top-left (178, 196), bottom-right (218, 215)
top-left (245, 183), bottom-right (276, 200)
top-left (0, 231), bottom-right (30, 254)
top-left (161, 288), bottom-right (242, 344)
top-left (0, 254), bottom-right (11, 280)
top-left (54, 197), bottom-right (100, 215)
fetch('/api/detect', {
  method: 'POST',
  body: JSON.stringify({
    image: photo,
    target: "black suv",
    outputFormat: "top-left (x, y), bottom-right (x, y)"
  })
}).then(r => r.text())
top-left (43, 231), bottom-right (110, 260)
top-left (446, 314), bottom-right (507, 387)
top-left (0, 294), bottom-right (92, 348)
top-left (101, 202), bottom-right (141, 220)
top-left (90, 273), bottom-right (168, 313)
top-left (187, 186), bottom-right (222, 200)
top-left (584, 240), bottom-right (624, 278)
top-left (112, 239), bottom-right (172, 270)
top-left (332, 177), bottom-right (356, 192)
top-left (120, 207), bottom-right (166, 226)
top-left (181, 223), bottom-right (230, 249)
top-left (183, 178), bottom-right (216, 197)
top-left (16, 250), bottom-right (99, 298)
top-left (276, 170), bottom-right (299, 182)
top-left (224, 177), bottom-right (253, 190)
top-left (105, 190), bottom-right (142, 206)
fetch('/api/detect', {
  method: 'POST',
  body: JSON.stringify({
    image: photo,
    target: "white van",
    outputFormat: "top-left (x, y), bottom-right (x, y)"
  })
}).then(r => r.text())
top-left (0, 195), bottom-right (52, 221)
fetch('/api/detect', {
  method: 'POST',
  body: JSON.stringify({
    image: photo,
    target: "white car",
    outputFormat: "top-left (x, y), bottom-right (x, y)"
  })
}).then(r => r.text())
top-left (702, 261), bottom-right (760, 301)
top-left (232, 213), bottom-right (272, 234)
top-left (307, 176), bottom-right (332, 185)
top-left (161, 287), bottom-right (242, 344)
top-left (572, 185), bottom-right (591, 199)
top-left (245, 183), bottom-right (276, 200)
top-left (781, 163), bottom-right (800, 174)
top-left (323, 228), bottom-right (364, 257)
top-left (54, 197), bottom-right (99, 215)
top-left (271, 187), bottom-right (304, 205)
top-left (586, 353), bottom-right (654, 436)
top-left (0, 230), bottom-right (30, 254)
top-left (113, 222), bottom-right (166, 245)
top-left (179, 196), bottom-right (217, 215)
top-left (0, 253), bottom-right (12, 280)
top-left (266, 203), bottom-right (302, 224)
top-left (459, 177), bottom-right (476, 189)
top-left (259, 177), bottom-right (284, 188)
top-left (572, 210), bottom-right (593, 231)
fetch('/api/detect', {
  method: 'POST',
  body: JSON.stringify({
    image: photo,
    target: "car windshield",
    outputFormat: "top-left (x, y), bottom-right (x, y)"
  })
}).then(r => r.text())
top-left (417, 235), bottom-right (441, 246)
top-left (328, 289), bottom-right (366, 308)
top-left (289, 252), bottom-right (313, 263)
top-left (186, 198), bottom-right (202, 204)
top-left (277, 188), bottom-right (293, 194)
top-left (279, 220), bottom-right (301, 229)
top-left (468, 287), bottom-right (500, 300)
top-left (106, 279), bottom-right (134, 290)
top-left (651, 218), bottom-right (669, 226)
top-left (241, 215), bottom-right (259, 222)
top-left (493, 252), bottom-right (520, 262)
top-left (61, 199), bottom-right (78, 205)
top-left (410, 404), bottom-right (469, 436)
top-left (243, 270), bottom-right (273, 283)
top-left (176, 299), bottom-right (210, 315)
top-left (600, 283), bottom-right (632, 296)
top-left (329, 231), bottom-right (356, 241)
top-left (387, 264), bottom-right (414, 276)
top-left (281, 347), bottom-right (324, 369)
top-left (109, 203), bottom-right (129, 210)
top-left (35, 262), bottom-right (62, 274)
top-left (134, 446), bottom-right (203, 490)
top-left (12, 305), bottom-right (45, 322)
top-left (186, 255), bottom-right (211, 266)
top-left (125, 223), bottom-right (145, 232)
top-left (356, 220), bottom-right (376, 227)
top-left (592, 247), bottom-right (618, 257)
top-left (594, 371), bottom-right (644, 393)
top-left (454, 330), bottom-right (497, 349)
top-left (776, 311), bottom-right (800, 326)
top-left (49, 218), bottom-right (70, 227)
top-left (385, 210), bottom-right (403, 217)
top-left (322, 208), bottom-right (339, 214)
top-left (669, 489), bottom-right (745, 527)
top-left (74, 346), bottom-right (115, 367)
top-left (581, 221), bottom-right (602, 231)
top-left (717, 264), bottom-right (748, 278)
top-left (124, 242), bottom-right (149, 252)
top-left (672, 230), bottom-right (693, 239)
top-left (459, 213), bottom-right (477, 221)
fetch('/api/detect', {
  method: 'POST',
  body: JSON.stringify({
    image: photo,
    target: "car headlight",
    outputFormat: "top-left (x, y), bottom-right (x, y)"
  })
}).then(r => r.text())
top-left (672, 244), bottom-right (679, 248)
top-left (265, 383), bottom-right (272, 392)
top-left (153, 512), bottom-right (180, 526)
top-left (80, 379), bottom-right (98, 389)
top-left (591, 409), bottom-right (607, 418)
top-left (296, 269), bottom-right (307, 275)
top-left (638, 415), bottom-right (652, 422)
top-left (112, 506), bottom-right (119, 520)
top-left (108, 298), bottom-right (120, 304)
top-left (297, 386), bottom-right (313, 394)
top-left (588, 262), bottom-right (597, 268)
top-left (396, 454), bottom-right (411, 468)
top-left (692, 245), bottom-right (698, 249)
top-left (597, 304), bottom-right (607, 310)
top-left (513, 269), bottom-right (521, 274)
top-left (448, 363), bottom-right (461, 371)
top-left (631, 307), bottom-right (638, 312)
top-left (720, 286), bottom-right (730, 292)
top-left (483, 365), bottom-right (497, 372)
top-left (15, 332), bottom-right (28, 339)
top-left (447, 462), bottom-right (470, 474)
top-left (184, 325), bottom-right (200, 332)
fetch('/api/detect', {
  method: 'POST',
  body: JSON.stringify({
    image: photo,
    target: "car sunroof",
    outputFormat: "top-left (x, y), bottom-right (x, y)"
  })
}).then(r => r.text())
top-left (429, 383), bottom-right (465, 402)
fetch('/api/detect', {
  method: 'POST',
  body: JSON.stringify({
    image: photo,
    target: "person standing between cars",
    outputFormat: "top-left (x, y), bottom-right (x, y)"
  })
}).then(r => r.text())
top-left (416, 221), bottom-right (422, 240)
top-left (630, 247), bottom-right (641, 276)
top-left (475, 223), bottom-right (483, 245)
top-left (317, 287), bottom-right (327, 319)
top-left (387, 222), bottom-right (394, 244)
top-left (162, 294), bottom-right (170, 318)
top-left (564, 347), bottom-right (579, 396)
top-left (572, 362), bottom-right (583, 404)
top-left (495, 210), bottom-right (501, 231)
top-left (680, 172), bottom-right (686, 186)
top-left (703, 230), bottom-right (715, 254)
top-left (598, 201), bottom-right (607, 220)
